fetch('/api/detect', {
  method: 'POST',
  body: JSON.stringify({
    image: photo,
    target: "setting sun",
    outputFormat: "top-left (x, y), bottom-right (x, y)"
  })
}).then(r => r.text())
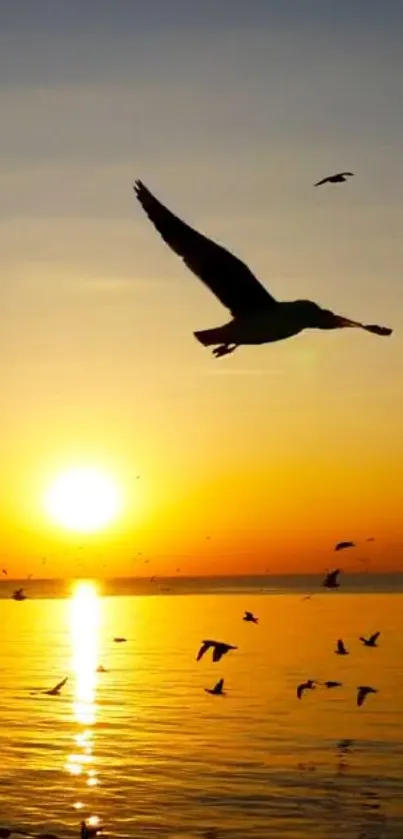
top-left (44, 467), bottom-right (122, 533)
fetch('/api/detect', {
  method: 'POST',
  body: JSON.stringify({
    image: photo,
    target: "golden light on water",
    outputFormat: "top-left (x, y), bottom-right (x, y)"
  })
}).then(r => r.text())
top-left (44, 467), bottom-right (122, 533)
top-left (66, 581), bottom-right (101, 792)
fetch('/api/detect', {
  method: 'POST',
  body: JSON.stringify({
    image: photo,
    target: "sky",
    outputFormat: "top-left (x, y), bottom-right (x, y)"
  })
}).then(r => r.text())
top-left (1, 0), bottom-right (403, 578)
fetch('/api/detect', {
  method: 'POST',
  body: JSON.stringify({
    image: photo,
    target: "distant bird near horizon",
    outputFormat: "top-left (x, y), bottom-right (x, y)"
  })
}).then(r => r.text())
top-left (314, 172), bottom-right (354, 186)
top-left (113, 637), bottom-right (127, 643)
top-left (205, 678), bottom-right (225, 696)
top-left (323, 569), bottom-right (341, 589)
top-left (197, 640), bottom-right (237, 663)
top-left (335, 541), bottom-right (355, 552)
top-left (44, 676), bottom-right (68, 696)
top-left (243, 611), bottom-right (258, 624)
top-left (335, 639), bottom-right (349, 656)
top-left (323, 680), bottom-right (343, 689)
top-left (359, 631), bottom-right (380, 647)
top-left (96, 665), bottom-right (108, 673)
top-left (357, 685), bottom-right (378, 707)
top-left (297, 679), bottom-right (316, 699)
top-left (11, 588), bottom-right (26, 601)
top-left (1, 568), bottom-right (7, 575)
top-left (133, 180), bottom-right (392, 358)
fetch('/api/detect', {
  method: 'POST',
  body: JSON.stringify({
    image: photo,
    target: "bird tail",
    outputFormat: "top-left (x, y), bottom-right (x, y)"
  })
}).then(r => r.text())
top-left (194, 327), bottom-right (224, 347)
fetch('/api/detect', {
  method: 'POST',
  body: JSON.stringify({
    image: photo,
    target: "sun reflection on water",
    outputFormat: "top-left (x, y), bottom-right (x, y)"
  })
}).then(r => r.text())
top-left (67, 581), bottom-right (101, 805)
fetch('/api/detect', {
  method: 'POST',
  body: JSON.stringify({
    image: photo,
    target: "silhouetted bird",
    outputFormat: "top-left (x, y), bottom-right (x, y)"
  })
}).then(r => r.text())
top-left (297, 679), bottom-right (316, 699)
top-left (335, 639), bottom-right (349, 656)
top-left (197, 640), bottom-right (237, 662)
top-left (1, 569), bottom-right (7, 575)
top-left (205, 678), bottom-right (225, 696)
top-left (11, 588), bottom-right (26, 601)
top-left (359, 631), bottom-right (380, 647)
top-left (323, 569), bottom-right (341, 589)
top-left (323, 680), bottom-right (343, 688)
top-left (366, 537), bottom-right (375, 542)
top-left (243, 611), bottom-right (258, 624)
top-left (113, 637), bottom-right (127, 643)
top-left (335, 541), bottom-right (355, 551)
top-left (357, 685), bottom-right (377, 707)
top-left (133, 181), bottom-right (392, 357)
top-left (96, 665), bottom-right (108, 673)
top-left (314, 172), bottom-right (354, 186)
top-left (44, 676), bottom-right (68, 696)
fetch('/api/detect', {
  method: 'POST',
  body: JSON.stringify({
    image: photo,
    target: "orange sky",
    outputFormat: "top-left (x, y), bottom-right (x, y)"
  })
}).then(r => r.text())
top-left (1, 3), bottom-right (403, 577)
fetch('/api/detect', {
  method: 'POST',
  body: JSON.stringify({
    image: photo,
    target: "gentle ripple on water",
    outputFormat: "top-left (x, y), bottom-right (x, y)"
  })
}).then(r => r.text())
top-left (0, 587), bottom-right (403, 838)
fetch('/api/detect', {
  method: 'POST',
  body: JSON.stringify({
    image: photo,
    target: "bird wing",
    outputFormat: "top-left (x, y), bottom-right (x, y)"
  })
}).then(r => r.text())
top-left (297, 683), bottom-right (305, 699)
top-left (337, 639), bottom-right (345, 654)
top-left (134, 180), bottom-right (276, 317)
top-left (212, 644), bottom-right (225, 662)
top-left (215, 678), bottom-right (224, 692)
top-left (369, 632), bottom-right (380, 644)
top-left (314, 177), bottom-right (331, 186)
top-left (53, 676), bottom-right (68, 692)
top-left (357, 687), bottom-right (367, 707)
top-left (197, 640), bottom-right (214, 662)
top-left (245, 611), bottom-right (253, 619)
top-left (340, 172), bottom-right (354, 176)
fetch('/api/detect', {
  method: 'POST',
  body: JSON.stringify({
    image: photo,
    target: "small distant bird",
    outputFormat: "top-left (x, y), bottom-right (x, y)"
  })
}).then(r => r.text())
top-left (150, 575), bottom-right (156, 583)
top-left (357, 685), bottom-right (377, 707)
top-left (44, 676), bottom-right (68, 696)
top-left (96, 665), bottom-right (108, 673)
top-left (12, 588), bottom-right (27, 601)
top-left (335, 639), bottom-right (349, 656)
top-left (243, 611), bottom-right (258, 624)
top-left (205, 678), bottom-right (225, 696)
top-left (297, 679), bottom-right (316, 699)
top-left (366, 537), bottom-right (375, 542)
top-left (323, 680), bottom-right (343, 689)
top-left (197, 640), bottom-right (237, 663)
top-left (113, 637), bottom-right (127, 643)
top-left (134, 180), bottom-right (392, 358)
top-left (1, 569), bottom-right (7, 576)
top-left (314, 172), bottom-right (354, 186)
top-left (323, 569), bottom-right (341, 589)
top-left (335, 541), bottom-right (355, 552)
top-left (359, 631), bottom-right (380, 647)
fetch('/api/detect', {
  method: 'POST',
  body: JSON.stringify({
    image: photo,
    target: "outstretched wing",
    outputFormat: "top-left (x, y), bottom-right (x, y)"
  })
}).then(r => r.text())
top-left (314, 177), bottom-right (331, 187)
top-left (215, 678), bottom-right (224, 692)
top-left (134, 180), bottom-right (276, 317)
top-left (369, 631), bottom-right (380, 644)
top-left (244, 611), bottom-right (253, 619)
top-left (337, 639), bottom-right (345, 654)
top-left (357, 687), bottom-right (366, 707)
top-left (53, 676), bottom-right (68, 692)
top-left (297, 683), bottom-right (305, 699)
top-left (197, 640), bottom-right (213, 662)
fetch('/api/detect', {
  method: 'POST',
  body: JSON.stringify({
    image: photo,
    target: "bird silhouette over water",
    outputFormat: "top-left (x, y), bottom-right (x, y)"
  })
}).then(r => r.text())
top-left (314, 172), bottom-right (354, 186)
top-left (31, 676), bottom-right (68, 697)
top-left (113, 637), bottom-right (127, 643)
top-left (359, 631), bottom-right (380, 647)
top-left (205, 678), bottom-right (225, 696)
top-left (297, 679), bottom-right (316, 699)
top-left (197, 640), bottom-right (237, 662)
top-left (335, 541), bottom-right (355, 552)
top-left (323, 569), bottom-right (341, 589)
top-left (133, 181), bottom-right (392, 358)
top-left (335, 639), bottom-right (349, 656)
top-left (323, 680), bottom-right (343, 689)
top-left (11, 588), bottom-right (26, 601)
top-left (243, 611), bottom-right (258, 624)
top-left (357, 685), bottom-right (377, 707)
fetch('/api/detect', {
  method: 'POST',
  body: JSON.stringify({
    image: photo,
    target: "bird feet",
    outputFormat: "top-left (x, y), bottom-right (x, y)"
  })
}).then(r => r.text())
top-left (212, 344), bottom-right (237, 358)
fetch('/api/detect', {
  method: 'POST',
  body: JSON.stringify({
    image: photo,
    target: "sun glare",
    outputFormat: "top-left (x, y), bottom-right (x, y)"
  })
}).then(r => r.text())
top-left (44, 467), bottom-right (122, 533)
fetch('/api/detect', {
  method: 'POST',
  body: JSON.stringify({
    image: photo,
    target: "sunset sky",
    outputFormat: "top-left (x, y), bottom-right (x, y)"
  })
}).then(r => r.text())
top-left (1, 0), bottom-right (403, 578)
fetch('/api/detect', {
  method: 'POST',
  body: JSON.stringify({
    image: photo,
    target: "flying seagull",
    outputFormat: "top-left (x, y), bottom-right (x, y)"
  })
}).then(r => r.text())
top-left (205, 678), bottom-right (225, 696)
top-left (323, 569), bottom-right (341, 589)
top-left (359, 631), bottom-right (380, 647)
top-left (113, 637), bottom-right (127, 643)
top-left (357, 685), bottom-right (377, 707)
top-left (314, 172), bottom-right (354, 186)
top-left (44, 676), bottom-right (68, 696)
top-left (133, 181), bottom-right (392, 358)
top-left (335, 639), bottom-right (349, 656)
top-left (335, 541), bottom-right (355, 552)
top-left (243, 611), bottom-right (258, 624)
top-left (196, 640), bottom-right (237, 662)
top-left (297, 679), bottom-right (316, 699)
top-left (323, 680), bottom-right (343, 689)
top-left (12, 588), bottom-right (27, 601)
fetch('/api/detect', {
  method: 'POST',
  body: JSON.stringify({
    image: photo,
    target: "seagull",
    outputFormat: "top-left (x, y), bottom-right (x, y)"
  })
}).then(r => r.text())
top-left (323, 680), bottom-right (343, 689)
top-left (11, 588), bottom-right (27, 601)
top-left (133, 180), bottom-right (392, 358)
top-left (1, 569), bottom-right (7, 576)
top-left (297, 679), bottom-right (316, 699)
top-left (335, 541), bottom-right (355, 551)
top-left (113, 637), bottom-right (127, 643)
top-left (357, 685), bottom-right (377, 707)
top-left (44, 676), bottom-right (68, 696)
top-left (96, 665), bottom-right (108, 672)
top-left (196, 640), bottom-right (237, 662)
top-left (243, 611), bottom-right (258, 624)
top-left (205, 678), bottom-right (225, 696)
top-left (335, 639), bottom-right (349, 656)
top-left (359, 631), bottom-right (380, 647)
top-left (314, 172), bottom-right (354, 186)
top-left (323, 569), bottom-right (341, 589)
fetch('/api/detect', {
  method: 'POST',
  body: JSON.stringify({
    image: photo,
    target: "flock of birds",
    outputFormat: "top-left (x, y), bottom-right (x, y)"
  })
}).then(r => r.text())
top-left (133, 172), bottom-right (392, 360)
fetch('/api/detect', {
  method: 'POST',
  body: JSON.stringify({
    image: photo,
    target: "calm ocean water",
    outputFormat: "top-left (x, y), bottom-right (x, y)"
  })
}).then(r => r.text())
top-left (0, 575), bottom-right (402, 838)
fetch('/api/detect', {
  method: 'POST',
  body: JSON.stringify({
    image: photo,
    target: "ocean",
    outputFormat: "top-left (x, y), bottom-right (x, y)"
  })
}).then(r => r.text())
top-left (0, 574), bottom-right (402, 838)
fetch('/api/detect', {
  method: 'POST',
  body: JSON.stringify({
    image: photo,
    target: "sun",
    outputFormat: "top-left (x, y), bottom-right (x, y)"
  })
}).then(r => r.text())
top-left (44, 467), bottom-right (122, 533)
